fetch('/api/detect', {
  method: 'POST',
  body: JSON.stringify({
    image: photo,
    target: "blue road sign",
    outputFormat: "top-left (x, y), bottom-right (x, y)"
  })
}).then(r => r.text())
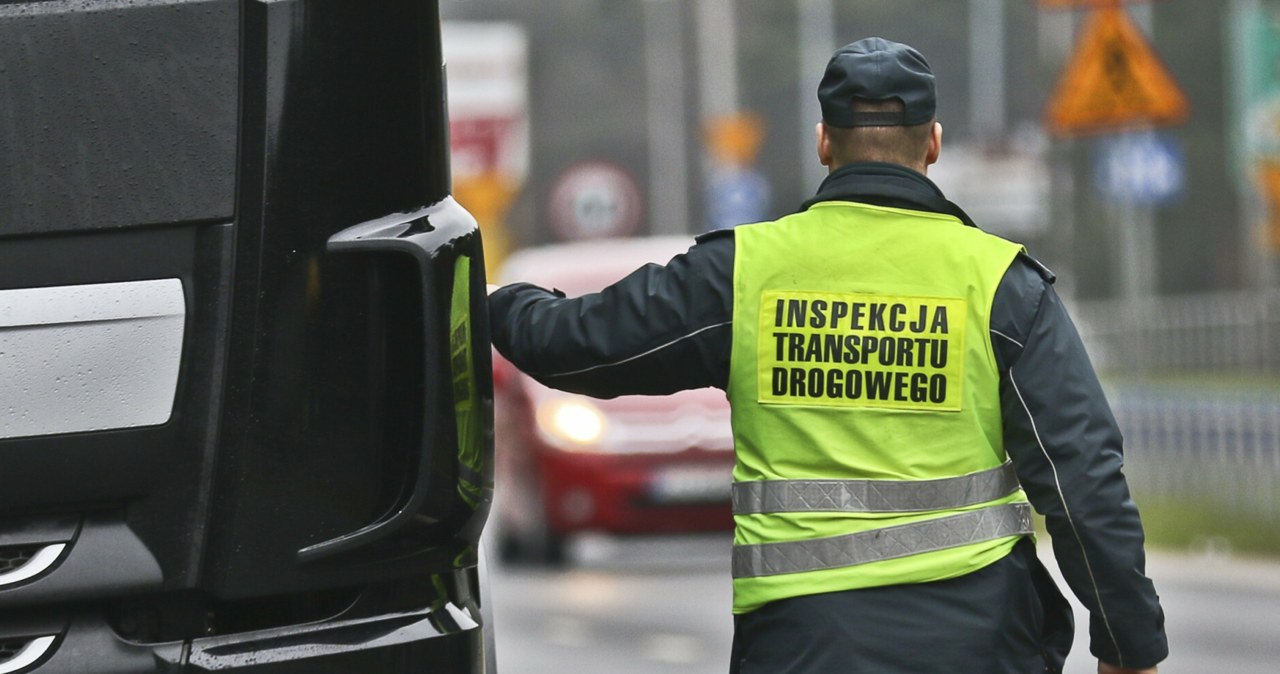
top-left (1094, 131), bottom-right (1185, 205)
top-left (706, 166), bottom-right (771, 231)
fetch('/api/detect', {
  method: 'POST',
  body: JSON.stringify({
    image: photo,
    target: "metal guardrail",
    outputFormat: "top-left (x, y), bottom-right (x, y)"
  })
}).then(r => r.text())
top-left (1069, 291), bottom-right (1280, 521)
top-left (1072, 290), bottom-right (1280, 374)
top-left (1106, 383), bottom-right (1280, 516)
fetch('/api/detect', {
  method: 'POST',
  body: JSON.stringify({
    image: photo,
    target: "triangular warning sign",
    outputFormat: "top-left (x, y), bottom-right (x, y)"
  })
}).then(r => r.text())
top-left (1046, 7), bottom-right (1189, 136)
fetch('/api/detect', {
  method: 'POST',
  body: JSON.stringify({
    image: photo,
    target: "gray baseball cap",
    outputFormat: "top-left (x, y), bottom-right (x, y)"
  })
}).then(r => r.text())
top-left (818, 37), bottom-right (936, 127)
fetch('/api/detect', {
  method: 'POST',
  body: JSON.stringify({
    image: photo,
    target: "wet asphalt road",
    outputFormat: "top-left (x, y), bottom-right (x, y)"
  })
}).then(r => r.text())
top-left (484, 534), bottom-right (1280, 674)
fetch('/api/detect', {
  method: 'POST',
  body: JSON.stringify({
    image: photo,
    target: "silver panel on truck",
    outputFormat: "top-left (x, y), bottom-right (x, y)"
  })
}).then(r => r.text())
top-left (0, 279), bottom-right (185, 439)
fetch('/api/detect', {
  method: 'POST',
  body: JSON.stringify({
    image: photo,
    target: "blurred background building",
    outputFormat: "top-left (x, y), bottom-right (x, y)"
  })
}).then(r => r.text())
top-left (442, 0), bottom-right (1280, 556)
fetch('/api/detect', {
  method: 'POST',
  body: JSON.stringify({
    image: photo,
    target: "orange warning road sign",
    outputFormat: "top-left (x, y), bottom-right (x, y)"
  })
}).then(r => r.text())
top-left (705, 113), bottom-right (766, 167)
top-left (1045, 7), bottom-right (1188, 136)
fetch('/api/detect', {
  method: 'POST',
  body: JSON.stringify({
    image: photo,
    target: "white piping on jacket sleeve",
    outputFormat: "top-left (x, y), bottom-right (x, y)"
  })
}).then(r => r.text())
top-left (990, 328), bottom-right (1024, 349)
top-left (542, 320), bottom-right (732, 378)
top-left (1009, 367), bottom-right (1124, 667)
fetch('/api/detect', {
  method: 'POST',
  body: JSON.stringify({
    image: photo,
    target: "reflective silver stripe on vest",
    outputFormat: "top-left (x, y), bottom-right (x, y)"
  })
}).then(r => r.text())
top-left (731, 502), bottom-right (1033, 579)
top-left (732, 461), bottom-right (1020, 515)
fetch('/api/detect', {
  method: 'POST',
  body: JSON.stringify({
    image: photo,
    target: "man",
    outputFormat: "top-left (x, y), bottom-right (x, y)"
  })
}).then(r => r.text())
top-left (488, 37), bottom-right (1167, 674)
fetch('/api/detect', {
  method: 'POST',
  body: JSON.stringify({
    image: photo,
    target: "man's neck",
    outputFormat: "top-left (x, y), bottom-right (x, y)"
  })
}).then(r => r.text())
top-left (829, 160), bottom-right (926, 175)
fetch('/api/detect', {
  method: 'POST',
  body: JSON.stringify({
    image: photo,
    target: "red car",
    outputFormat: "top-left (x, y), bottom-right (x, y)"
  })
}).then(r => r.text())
top-left (491, 237), bottom-right (735, 564)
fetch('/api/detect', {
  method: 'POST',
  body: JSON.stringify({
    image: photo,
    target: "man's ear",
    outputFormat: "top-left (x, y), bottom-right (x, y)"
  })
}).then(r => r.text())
top-left (816, 122), bottom-right (834, 167)
top-left (925, 121), bottom-right (942, 166)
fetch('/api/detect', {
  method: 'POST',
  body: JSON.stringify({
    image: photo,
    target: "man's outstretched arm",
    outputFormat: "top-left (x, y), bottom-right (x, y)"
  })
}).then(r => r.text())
top-left (488, 234), bottom-right (734, 397)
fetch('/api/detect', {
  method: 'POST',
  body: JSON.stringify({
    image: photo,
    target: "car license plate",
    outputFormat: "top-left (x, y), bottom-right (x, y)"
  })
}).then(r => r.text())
top-left (649, 466), bottom-right (731, 504)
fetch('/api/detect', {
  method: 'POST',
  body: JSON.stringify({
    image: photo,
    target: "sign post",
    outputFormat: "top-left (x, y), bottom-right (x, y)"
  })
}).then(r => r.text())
top-left (1094, 130), bottom-right (1184, 299)
top-left (1040, 1), bottom-right (1188, 303)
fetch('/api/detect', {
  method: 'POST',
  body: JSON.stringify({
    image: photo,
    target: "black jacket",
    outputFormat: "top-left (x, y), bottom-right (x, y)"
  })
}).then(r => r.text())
top-left (489, 162), bottom-right (1168, 670)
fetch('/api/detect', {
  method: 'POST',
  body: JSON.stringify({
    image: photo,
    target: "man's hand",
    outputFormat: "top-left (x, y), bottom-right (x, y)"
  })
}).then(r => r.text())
top-left (1099, 662), bottom-right (1157, 674)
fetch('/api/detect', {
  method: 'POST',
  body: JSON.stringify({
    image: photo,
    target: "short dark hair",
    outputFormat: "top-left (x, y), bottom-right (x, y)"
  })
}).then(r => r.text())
top-left (826, 99), bottom-right (933, 169)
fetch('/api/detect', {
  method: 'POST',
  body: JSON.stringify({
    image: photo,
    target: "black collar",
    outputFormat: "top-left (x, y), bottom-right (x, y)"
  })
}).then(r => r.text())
top-left (800, 162), bottom-right (979, 228)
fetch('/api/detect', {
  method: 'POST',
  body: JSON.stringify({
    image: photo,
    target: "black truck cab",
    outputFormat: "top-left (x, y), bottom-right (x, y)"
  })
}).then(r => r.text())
top-left (0, 1), bottom-right (494, 671)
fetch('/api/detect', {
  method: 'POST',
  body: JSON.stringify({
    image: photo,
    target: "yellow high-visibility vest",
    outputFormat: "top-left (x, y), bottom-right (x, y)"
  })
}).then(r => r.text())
top-left (729, 199), bottom-right (1033, 614)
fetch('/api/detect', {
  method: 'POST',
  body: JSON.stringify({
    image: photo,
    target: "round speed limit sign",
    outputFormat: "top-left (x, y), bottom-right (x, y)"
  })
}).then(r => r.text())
top-left (547, 162), bottom-right (643, 241)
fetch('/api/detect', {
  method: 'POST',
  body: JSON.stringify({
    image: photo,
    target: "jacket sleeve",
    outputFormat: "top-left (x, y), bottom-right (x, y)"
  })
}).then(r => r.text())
top-left (487, 234), bottom-right (734, 397)
top-left (990, 256), bottom-right (1168, 669)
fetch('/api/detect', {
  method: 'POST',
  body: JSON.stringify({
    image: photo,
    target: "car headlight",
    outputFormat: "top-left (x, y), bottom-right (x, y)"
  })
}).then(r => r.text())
top-left (536, 398), bottom-right (607, 449)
